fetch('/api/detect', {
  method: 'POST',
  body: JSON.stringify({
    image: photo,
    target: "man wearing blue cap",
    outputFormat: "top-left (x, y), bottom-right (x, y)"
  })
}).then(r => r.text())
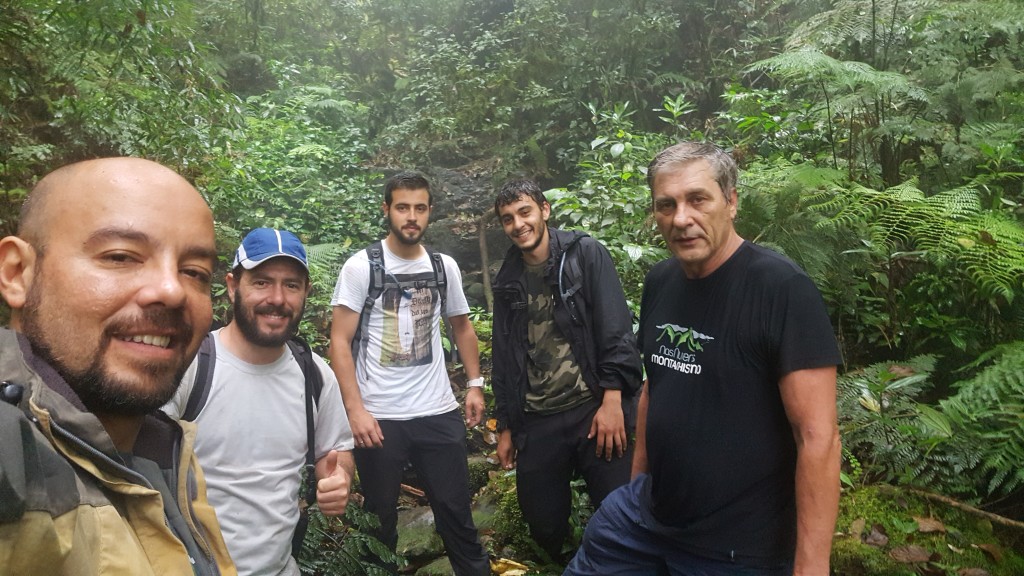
top-left (163, 228), bottom-right (356, 576)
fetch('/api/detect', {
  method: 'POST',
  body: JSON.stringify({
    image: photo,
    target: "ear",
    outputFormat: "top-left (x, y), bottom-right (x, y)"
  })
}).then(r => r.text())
top-left (0, 236), bottom-right (37, 312)
top-left (727, 188), bottom-right (738, 220)
top-left (541, 201), bottom-right (552, 222)
top-left (225, 271), bottom-right (239, 303)
top-left (381, 200), bottom-right (389, 216)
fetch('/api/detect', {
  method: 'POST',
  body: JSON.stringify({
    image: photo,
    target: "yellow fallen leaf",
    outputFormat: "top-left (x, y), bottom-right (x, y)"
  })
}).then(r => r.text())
top-left (490, 558), bottom-right (530, 574)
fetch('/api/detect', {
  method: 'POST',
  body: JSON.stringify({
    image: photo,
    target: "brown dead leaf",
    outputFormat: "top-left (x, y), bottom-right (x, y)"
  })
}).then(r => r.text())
top-left (889, 545), bottom-right (933, 563)
top-left (888, 364), bottom-right (917, 377)
top-left (864, 524), bottom-right (889, 548)
top-left (486, 418), bottom-right (498, 432)
top-left (973, 543), bottom-right (1003, 563)
top-left (914, 516), bottom-right (947, 534)
top-left (957, 569), bottom-right (991, 576)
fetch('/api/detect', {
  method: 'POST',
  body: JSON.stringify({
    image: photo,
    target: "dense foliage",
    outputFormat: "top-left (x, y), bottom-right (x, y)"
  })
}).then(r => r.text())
top-left (3, 0), bottom-right (1024, 570)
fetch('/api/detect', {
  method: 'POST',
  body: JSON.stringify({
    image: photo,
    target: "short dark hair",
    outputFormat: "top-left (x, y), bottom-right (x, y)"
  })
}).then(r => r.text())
top-left (384, 171), bottom-right (432, 206)
top-left (494, 178), bottom-right (547, 217)
top-left (646, 142), bottom-right (738, 204)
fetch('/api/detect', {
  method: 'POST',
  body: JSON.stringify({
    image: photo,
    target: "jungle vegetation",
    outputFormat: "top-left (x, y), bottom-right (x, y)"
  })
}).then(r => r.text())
top-left (3, 0), bottom-right (1024, 573)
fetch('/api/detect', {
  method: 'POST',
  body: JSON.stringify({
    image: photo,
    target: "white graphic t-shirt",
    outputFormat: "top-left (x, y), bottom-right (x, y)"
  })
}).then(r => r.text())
top-left (332, 242), bottom-right (469, 420)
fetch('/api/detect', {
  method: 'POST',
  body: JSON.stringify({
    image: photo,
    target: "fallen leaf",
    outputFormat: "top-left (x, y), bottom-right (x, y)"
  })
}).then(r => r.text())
top-left (957, 569), bottom-right (991, 576)
top-left (973, 543), bottom-right (1003, 562)
top-left (486, 418), bottom-right (498, 432)
top-left (914, 516), bottom-right (947, 534)
top-left (889, 544), bottom-right (933, 563)
top-left (948, 543), bottom-right (964, 554)
top-left (491, 558), bottom-right (530, 575)
top-left (865, 524), bottom-right (889, 547)
top-left (889, 364), bottom-right (917, 377)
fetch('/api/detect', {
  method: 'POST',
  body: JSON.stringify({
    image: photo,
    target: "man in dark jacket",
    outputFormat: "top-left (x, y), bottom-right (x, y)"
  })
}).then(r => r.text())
top-left (491, 178), bottom-right (642, 560)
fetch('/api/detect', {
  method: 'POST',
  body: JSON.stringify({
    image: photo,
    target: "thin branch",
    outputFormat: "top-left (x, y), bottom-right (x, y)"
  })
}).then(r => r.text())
top-left (877, 484), bottom-right (1024, 531)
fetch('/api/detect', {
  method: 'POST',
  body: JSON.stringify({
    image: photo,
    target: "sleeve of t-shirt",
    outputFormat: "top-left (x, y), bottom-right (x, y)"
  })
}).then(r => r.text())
top-left (312, 354), bottom-right (356, 457)
top-left (330, 252), bottom-right (371, 312)
top-left (441, 254), bottom-right (470, 318)
top-left (160, 355), bottom-right (199, 420)
top-left (773, 273), bottom-right (842, 375)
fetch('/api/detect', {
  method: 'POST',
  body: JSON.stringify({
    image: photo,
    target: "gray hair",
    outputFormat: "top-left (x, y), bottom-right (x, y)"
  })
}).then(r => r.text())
top-left (646, 142), bottom-right (737, 203)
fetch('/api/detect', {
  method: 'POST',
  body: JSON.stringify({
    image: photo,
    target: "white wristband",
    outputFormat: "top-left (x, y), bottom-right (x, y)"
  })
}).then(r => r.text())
top-left (467, 377), bottom-right (485, 388)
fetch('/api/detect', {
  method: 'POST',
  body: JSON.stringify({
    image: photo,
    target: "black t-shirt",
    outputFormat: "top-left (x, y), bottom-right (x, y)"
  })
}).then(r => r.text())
top-left (638, 241), bottom-right (841, 565)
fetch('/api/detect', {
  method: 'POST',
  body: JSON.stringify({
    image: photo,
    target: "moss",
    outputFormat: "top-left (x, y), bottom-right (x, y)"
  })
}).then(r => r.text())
top-left (834, 486), bottom-right (1024, 575)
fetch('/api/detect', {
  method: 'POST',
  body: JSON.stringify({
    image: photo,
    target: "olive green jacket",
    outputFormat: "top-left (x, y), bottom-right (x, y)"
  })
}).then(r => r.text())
top-left (0, 329), bottom-right (236, 575)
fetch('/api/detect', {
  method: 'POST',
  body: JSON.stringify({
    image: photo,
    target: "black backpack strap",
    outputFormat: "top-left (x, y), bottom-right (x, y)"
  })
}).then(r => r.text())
top-left (426, 247), bottom-right (448, 317)
top-left (426, 247), bottom-right (458, 363)
top-left (558, 237), bottom-right (587, 326)
top-left (287, 336), bottom-right (323, 559)
top-left (353, 241), bottom-right (386, 358)
top-left (182, 333), bottom-right (216, 421)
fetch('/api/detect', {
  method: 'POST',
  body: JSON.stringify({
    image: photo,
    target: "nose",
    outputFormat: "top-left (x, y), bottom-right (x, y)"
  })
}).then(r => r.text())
top-left (265, 283), bottom-right (286, 305)
top-left (672, 204), bottom-right (694, 228)
top-left (137, 260), bottom-right (187, 308)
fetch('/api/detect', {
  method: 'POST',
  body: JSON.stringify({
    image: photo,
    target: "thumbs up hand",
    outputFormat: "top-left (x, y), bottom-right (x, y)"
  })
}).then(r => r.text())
top-left (315, 449), bottom-right (352, 517)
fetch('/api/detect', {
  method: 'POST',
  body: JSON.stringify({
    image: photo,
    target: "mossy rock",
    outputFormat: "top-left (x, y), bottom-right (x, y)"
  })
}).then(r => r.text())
top-left (834, 485), bottom-right (1024, 575)
top-left (414, 556), bottom-right (455, 576)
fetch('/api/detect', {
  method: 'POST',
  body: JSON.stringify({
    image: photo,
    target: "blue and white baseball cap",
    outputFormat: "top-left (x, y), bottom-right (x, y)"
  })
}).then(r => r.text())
top-left (232, 228), bottom-right (308, 271)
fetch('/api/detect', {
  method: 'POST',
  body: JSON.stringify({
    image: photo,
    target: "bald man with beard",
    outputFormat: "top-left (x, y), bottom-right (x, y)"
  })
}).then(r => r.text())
top-left (0, 158), bottom-right (236, 575)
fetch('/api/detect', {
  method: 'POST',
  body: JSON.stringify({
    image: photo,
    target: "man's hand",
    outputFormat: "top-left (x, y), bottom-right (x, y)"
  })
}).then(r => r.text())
top-left (349, 406), bottom-right (384, 448)
top-left (588, 389), bottom-right (626, 461)
top-left (497, 429), bottom-right (516, 470)
top-left (316, 450), bottom-right (351, 516)
top-left (464, 386), bottom-right (485, 427)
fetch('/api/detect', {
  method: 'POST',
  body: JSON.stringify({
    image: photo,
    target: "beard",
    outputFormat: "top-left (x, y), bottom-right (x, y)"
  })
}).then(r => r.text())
top-left (520, 224), bottom-right (547, 255)
top-left (21, 282), bottom-right (193, 417)
top-left (388, 216), bottom-right (426, 245)
top-left (232, 293), bottom-right (304, 348)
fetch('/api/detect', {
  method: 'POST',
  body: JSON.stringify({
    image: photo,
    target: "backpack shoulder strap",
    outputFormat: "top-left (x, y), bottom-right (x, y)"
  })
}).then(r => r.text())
top-left (182, 332), bottom-right (216, 421)
top-left (353, 241), bottom-right (386, 357)
top-left (425, 246), bottom-right (448, 317)
top-left (425, 246), bottom-right (458, 363)
top-left (287, 336), bottom-right (323, 558)
top-left (558, 236), bottom-right (587, 325)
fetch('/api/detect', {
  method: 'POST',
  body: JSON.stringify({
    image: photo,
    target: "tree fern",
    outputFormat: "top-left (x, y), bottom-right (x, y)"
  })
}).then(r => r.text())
top-left (812, 180), bottom-right (1024, 303)
top-left (936, 342), bottom-right (1024, 499)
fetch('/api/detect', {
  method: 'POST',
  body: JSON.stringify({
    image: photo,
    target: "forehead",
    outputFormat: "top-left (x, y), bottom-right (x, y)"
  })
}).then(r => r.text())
top-left (652, 159), bottom-right (721, 199)
top-left (44, 166), bottom-right (215, 254)
top-left (390, 187), bottom-right (430, 205)
top-left (497, 195), bottom-right (543, 217)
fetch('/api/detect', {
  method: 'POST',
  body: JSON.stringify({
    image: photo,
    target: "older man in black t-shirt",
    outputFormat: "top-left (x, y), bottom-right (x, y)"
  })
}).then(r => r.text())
top-left (565, 142), bottom-right (842, 576)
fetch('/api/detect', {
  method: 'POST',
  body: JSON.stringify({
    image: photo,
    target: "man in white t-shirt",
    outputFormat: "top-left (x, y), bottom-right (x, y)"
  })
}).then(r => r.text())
top-left (330, 171), bottom-right (490, 575)
top-left (164, 228), bottom-right (355, 576)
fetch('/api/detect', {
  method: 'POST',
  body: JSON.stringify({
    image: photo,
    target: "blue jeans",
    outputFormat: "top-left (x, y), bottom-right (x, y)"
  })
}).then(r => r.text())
top-left (564, 475), bottom-right (793, 576)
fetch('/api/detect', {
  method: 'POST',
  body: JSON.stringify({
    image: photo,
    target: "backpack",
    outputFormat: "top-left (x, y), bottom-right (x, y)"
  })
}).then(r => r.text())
top-left (182, 332), bottom-right (323, 560)
top-left (352, 240), bottom-right (458, 363)
top-left (557, 236), bottom-right (586, 326)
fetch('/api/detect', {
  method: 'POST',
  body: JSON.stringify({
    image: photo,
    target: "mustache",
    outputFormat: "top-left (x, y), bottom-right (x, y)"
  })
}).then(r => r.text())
top-left (253, 304), bottom-right (292, 317)
top-left (105, 307), bottom-right (192, 342)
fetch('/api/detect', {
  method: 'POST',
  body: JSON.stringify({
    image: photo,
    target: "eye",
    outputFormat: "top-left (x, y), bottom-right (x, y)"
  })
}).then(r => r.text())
top-left (100, 251), bottom-right (141, 265)
top-left (182, 268), bottom-right (212, 286)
